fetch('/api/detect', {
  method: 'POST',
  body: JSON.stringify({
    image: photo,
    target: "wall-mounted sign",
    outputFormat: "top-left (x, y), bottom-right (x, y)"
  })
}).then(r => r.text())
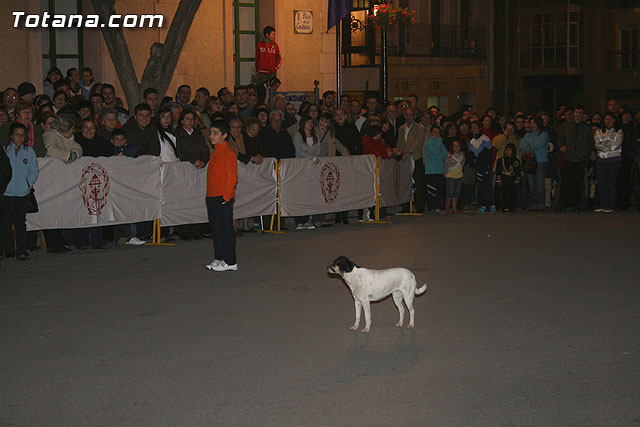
top-left (294, 10), bottom-right (313, 34)
top-left (275, 91), bottom-right (314, 110)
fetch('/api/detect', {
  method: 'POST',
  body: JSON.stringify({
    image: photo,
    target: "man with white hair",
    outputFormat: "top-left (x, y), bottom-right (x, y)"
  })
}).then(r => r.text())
top-left (261, 109), bottom-right (295, 160)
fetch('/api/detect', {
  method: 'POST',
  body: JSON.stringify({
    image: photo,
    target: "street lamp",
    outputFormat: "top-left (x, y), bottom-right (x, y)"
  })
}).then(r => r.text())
top-left (373, 3), bottom-right (389, 104)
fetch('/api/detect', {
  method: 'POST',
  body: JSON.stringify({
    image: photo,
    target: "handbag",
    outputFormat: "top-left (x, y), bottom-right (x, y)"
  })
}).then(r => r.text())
top-left (522, 144), bottom-right (538, 175)
top-left (25, 180), bottom-right (38, 213)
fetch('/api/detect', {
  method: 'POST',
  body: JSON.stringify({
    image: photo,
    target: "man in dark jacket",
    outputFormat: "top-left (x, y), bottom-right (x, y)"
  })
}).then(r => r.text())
top-left (122, 103), bottom-right (160, 156)
top-left (333, 108), bottom-right (363, 155)
top-left (559, 107), bottom-right (594, 211)
top-left (260, 111), bottom-right (295, 160)
top-left (617, 109), bottom-right (639, 210)
top-left (332, 108), bottom-right (363, 224)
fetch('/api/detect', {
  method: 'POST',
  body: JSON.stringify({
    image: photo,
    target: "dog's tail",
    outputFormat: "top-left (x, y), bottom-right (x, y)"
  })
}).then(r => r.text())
top-left (415, 283), bottom-right (428, 295)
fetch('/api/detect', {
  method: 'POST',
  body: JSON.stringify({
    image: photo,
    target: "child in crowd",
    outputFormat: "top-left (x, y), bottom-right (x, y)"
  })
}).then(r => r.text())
top-left (424, 125), bottom-right (449, 213)
top-left (110, 129), bottom-right (143, 247)
top-left (362, 124), bottom-right (394, 159)
top-left (495, 143), bottom-right (520, 212)
top-left (459, 145), bottom-right (476, 210)
top-left (468, 121), bottom-right (495, 213)
top-left (205, 119), bottom-right (239, 272)
top-left (444, 139), bottom-right (465, 213)
top-left (110, 128), bottom-right (140, 158)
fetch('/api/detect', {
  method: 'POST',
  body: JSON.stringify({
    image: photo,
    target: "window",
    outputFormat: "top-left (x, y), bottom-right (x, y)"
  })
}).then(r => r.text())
top-left (233, 0), bottom-right (260, 85)
top-left (41, 0), bottom-right (84, 78)
top-left (619, 29), bottom-right (639, 70)
top-left (517, 10), bottom-right (582, 69)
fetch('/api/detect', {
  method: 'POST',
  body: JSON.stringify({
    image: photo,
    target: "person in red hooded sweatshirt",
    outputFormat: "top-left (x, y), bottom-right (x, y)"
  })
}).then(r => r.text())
top-left (255, 26), bottom-right (281, 87)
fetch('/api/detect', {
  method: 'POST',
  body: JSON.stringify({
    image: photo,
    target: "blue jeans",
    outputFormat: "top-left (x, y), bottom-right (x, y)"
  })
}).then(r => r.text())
top-left (206, 196), bottom-right (236, 265)
top-left (525, 162), bottom-right (547, 210)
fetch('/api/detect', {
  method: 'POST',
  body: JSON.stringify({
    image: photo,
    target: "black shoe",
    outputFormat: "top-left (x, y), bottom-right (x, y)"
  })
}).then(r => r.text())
top-left (17, 254), bottom-right (30, 261)
top-left (343, 219), bottom-right (350, 225)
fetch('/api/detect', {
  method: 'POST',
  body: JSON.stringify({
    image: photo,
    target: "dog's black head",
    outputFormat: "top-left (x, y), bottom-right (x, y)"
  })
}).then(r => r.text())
top-left (327, 256), bottom-right (358, 275)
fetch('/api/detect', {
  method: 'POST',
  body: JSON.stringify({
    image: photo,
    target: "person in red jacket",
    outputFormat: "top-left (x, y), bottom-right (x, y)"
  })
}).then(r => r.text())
top-left (362, 124), bottom-right (394, 159)
top-left (255, 26), bottom-right (281, 87)
top-left (205, 119), bottom-right (239, 272)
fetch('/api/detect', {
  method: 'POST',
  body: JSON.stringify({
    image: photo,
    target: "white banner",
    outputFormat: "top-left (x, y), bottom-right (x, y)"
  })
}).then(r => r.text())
top-left (379, 157), bottom-right (414, 207)
top-left (24, 155), bottom-right (409, 231)
top-left (27, 156), bottom-right (162, 231)
top-left (279, 155), bottom-right (376, 216)
top-left (160, 158), bottom-right (277, 226)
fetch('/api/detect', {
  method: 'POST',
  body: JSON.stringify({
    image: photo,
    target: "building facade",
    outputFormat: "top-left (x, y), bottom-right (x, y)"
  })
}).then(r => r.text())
top-left (2, 0), bottom-right (495, 115)
top-left (494, 0), bottom-right (640, 116)
top-left (341, 0), bottom-right (493, 114)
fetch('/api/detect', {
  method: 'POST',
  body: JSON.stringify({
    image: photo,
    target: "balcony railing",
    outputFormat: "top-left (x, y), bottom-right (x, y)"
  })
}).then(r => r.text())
top-left (388, 24), bottom-right (487, 59)
top-left (606, 49), bottom-right (640, 71)
top-left (343, 23), bottom-right (487, 67)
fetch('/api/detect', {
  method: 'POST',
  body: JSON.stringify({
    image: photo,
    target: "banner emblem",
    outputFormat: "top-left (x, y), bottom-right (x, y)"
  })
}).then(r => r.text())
top-left (319, 162), bottom-right (341, 203)
top-left (79, 163), bottom-right (110, 215)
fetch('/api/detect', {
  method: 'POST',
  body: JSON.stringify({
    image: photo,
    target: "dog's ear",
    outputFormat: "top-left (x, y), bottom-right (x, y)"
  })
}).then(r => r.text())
top-left (336, 256), bottom-right (356, 273)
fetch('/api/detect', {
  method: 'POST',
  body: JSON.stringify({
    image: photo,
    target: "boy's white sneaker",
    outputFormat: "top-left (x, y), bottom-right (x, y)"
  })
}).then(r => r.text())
top-left (205, 259), bottom-right (223, 270)
top-left (126, 237), bottom-right (146, 245)
top-left (209, 261), bottom-right (238, 272)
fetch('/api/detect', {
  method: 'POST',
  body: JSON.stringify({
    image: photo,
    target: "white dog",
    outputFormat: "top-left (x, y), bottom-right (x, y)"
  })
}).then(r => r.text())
top-left (327, 256), bottom-right (427, 333)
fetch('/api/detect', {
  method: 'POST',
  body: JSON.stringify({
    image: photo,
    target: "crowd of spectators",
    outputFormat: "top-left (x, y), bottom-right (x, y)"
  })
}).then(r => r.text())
top-left (1, 66), bottom-right (640, 264)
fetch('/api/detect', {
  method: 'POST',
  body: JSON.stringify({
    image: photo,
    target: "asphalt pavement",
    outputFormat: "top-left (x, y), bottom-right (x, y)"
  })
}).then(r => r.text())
top-left (1, 211), bottom-right (640, 426)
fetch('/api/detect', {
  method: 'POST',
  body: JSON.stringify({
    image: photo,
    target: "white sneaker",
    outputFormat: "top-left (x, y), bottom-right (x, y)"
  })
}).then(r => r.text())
top-left (209, 261), bottom-right (238, 272)
top-left (303, 222), bottom-right (315, 230)
top-left (603, 208), bottom-right (614, 213)
top-left (594, 208), bottom-right (605, 213)
top-left (205, 259), bottom-right (223, 270)
top-left (126, 237), bottom-right (146, 245)
top-left (296, 223), bottom-right (305, 230)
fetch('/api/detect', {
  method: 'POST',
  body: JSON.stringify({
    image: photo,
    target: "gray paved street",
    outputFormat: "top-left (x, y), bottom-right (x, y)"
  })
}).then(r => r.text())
top-left (2, 212), bottom-right (640, 426)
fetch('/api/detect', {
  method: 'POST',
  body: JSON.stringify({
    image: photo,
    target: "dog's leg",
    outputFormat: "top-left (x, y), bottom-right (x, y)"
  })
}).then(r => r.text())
top-left (361, 300), bottom-right (371, 333)
top-left (350, 300), bottom-right (362, 330)
top-left (404, 293), bottom-right (416, 328)
top-left (392, 291), bottom-right (405, 327)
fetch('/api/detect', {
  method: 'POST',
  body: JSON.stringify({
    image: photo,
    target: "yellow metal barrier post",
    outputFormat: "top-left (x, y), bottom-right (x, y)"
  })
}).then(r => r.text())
top-left (394, 200), bottom-right (423, 216)
top-left (362, 156), bottom-right (391, 225)
top-left (264, 160), bottom-right (284, 234)
top-left (145, 219), bottom-right (176, 246)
